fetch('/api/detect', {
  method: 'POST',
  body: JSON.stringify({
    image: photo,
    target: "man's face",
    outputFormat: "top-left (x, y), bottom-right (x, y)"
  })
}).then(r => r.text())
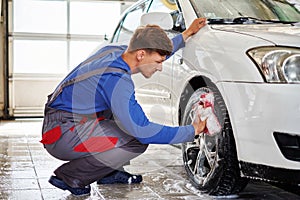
top-left (137, 51), bottom-right (166, 78)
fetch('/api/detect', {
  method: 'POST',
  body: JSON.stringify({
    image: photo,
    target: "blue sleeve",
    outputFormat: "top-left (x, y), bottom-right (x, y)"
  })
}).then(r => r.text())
top-left (102, 73), bottom-right (195, 144)
top-left (167, 34), bottom-right (185, 59)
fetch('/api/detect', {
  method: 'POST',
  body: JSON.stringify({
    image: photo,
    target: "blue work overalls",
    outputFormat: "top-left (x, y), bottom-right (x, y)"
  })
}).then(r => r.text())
top-left (41, 48), bottom-right (148, 188)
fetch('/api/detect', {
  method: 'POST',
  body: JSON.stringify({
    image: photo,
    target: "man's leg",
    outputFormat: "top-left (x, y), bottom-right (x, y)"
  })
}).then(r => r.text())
top-left (53, 138), bottom-right (148, 188)
top-left (43, 109), bottom-right (148, 189)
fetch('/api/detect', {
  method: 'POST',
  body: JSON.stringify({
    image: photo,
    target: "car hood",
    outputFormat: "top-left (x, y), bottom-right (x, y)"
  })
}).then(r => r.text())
top-left (212, 23), bottom-right (300, 47)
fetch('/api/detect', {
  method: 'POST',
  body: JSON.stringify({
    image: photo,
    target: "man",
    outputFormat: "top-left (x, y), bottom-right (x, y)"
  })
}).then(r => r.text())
top-left (41, 18), bottom-right (206, 196)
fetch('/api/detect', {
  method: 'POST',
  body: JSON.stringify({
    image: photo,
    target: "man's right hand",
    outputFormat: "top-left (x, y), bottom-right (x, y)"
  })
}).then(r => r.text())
top-left (192, 115), bottom-right (207, 135)
top-left (182, 18), bottom-right (207, 41)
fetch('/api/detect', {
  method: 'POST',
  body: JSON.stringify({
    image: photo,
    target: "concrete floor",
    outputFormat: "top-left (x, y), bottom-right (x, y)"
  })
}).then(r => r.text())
top-left (0, 119), bottom-right (299, 200)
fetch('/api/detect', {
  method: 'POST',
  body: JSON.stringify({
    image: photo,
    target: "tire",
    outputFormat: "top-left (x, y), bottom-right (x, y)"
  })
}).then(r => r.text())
top-left (181, 82), bottom-right (248, 196)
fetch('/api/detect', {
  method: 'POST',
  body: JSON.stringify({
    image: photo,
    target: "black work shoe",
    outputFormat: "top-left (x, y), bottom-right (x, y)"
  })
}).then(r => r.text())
top-left (97, 170), bottom-right (142, 184)
top-left (49, 175), bottom-right (91, 196)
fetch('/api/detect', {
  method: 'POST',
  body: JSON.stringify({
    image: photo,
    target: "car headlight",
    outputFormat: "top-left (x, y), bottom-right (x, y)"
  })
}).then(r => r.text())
top-left (247, 47), bottom-right (300, 83)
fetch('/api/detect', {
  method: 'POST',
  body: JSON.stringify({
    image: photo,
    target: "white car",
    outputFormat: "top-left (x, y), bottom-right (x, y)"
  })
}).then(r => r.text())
top-left (110, 0), bottom-right (300, 196)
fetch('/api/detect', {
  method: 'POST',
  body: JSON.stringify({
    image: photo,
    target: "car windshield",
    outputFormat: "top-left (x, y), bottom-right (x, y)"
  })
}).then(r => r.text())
top-left (190, 0), bottom-right (300, 24)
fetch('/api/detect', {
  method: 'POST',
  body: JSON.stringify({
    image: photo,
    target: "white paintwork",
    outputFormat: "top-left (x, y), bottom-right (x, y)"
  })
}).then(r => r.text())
top-left (172, 1), bottom-right (300, 169)
top-left (219, 82), bottom-right (300, 169)
top-left (177, 0), bottom-right (197, 27)
top-left (213, 24), bottom-right (300, 46)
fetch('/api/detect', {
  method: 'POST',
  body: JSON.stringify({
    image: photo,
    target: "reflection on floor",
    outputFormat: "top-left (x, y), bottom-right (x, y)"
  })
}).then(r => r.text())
top-left (0, 119), bottom-right (299, 200)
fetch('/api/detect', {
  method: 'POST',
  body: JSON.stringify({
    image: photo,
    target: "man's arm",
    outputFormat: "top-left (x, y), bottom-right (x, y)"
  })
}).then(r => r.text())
top-left (182, 18), bottom-right (206, 41)
top-left (169, 17), bottom-right (207, 58)
top-left (103, 74), bottom-right (195, 144)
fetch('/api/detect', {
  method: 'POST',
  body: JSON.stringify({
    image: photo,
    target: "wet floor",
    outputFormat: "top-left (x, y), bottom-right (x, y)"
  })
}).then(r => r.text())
top-left (0, 119), bottom-right (299, 200)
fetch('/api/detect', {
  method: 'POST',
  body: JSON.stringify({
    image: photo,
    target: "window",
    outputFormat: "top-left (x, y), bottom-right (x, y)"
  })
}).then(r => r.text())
top-left (148, 0), bottom-right (184, 33)
top-left (191, 0), bottom-right (300, 21)
top-left (11, 0), bottom-right (122, 74)
top-left (13, 0), bottom-right (67, 34)
top-left (112, 1), bottom-right (151, 43)
top-left (70, 2), bottom-right (120, 36)
top-left (13, 40), bottom-right (67, 74)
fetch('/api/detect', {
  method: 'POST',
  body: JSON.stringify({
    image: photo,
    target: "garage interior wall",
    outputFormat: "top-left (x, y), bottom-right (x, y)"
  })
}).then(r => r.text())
top-left (0, 0), bottom-right (6, 118)
top-left (1, 0), bottom-right (134, 119)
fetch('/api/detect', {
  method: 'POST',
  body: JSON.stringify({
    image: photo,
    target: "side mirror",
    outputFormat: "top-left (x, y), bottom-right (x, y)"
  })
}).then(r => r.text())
top-left (140, 12), bottom-right (173, 30)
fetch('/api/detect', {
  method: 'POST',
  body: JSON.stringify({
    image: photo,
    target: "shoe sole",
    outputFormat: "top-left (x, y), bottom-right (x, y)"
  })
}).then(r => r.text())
top-left (49, 176), bottom-right (90, 197)
top-left (49, 176), bottom-right (68, 190)
top-left (97, 173), bottom-right (142, 184)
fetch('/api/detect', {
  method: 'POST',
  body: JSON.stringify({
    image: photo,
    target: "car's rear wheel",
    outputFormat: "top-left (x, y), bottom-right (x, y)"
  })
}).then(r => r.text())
top-left (181, 83), bottom-right (248, 196)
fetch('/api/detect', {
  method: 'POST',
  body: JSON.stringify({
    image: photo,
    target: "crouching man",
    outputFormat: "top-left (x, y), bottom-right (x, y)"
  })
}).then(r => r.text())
top-left (41, 18), bottom-right (206, 196)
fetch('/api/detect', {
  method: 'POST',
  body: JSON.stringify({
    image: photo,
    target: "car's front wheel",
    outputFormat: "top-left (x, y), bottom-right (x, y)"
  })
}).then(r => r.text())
top-left (181, 84), bottom-right (248, 196)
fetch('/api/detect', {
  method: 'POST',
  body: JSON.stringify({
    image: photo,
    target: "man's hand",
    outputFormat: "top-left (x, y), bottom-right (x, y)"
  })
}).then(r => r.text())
top-left (192, 114), bottom-right (207, 136)
top-left (182, 18), bottom-right (206, 41)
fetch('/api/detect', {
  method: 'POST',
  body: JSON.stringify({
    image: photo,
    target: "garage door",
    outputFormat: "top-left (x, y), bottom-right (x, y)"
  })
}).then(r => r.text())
top-left (7, 0), bottom-right (129, 117)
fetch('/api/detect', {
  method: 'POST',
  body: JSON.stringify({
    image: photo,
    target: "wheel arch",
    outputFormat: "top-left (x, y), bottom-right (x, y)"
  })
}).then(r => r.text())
top-left (178, 75), bottom-right (213, 125)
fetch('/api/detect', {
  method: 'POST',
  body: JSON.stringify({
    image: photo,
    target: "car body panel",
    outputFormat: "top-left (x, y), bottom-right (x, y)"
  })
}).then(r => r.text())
top-left (213, 24), bottom-right (300, 46)
top-left (180, 27), bottom-right (269, 82)
top-left (218, 82), bottom-right (300, 169)
top-left (174, 0), bottom-right (300, 170)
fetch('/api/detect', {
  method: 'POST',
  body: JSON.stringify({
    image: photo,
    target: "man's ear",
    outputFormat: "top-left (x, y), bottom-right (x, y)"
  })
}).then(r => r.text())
top-left (136, 50), bottom-right (145, 61)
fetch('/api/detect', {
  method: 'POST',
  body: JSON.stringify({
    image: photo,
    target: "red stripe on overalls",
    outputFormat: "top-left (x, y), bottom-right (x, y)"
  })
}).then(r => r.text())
top-left (71, 116), bottom-right (118, 153)
top-left (40, 126), bottom-right (62, 145)
top-left (74, 136), bottom-right (118, 153)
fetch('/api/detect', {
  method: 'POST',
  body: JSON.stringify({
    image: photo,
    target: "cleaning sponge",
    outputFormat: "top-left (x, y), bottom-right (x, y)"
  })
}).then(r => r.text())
top-left (191, 92), bottom-right (221, 136)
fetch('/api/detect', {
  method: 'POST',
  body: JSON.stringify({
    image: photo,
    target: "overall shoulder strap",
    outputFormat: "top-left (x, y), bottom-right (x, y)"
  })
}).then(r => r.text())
top-left (48, 67), bottom-right (127, 106)
top-left (47, 47), bottom-right (127, 106)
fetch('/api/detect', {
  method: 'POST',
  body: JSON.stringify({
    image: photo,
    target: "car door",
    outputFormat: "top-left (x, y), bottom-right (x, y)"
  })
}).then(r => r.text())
top-left (111, 0), bottom-right (180, 125)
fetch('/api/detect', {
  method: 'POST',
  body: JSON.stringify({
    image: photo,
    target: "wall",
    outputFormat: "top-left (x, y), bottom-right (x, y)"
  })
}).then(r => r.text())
top-left (0, 0), bottom-right (6, 118)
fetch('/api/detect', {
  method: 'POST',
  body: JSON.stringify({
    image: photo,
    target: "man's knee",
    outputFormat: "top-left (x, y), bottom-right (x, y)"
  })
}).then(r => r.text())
top-left (123, 138), bottom-right (149, 153)
top-left (139, 143), bottom-right (149, 154)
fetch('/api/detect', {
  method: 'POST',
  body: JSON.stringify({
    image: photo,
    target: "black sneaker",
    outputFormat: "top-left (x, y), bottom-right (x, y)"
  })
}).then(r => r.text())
top-left (97, 171), bottom-right (142, 184)
top-left (49, 175), bottom-right (91, 196)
